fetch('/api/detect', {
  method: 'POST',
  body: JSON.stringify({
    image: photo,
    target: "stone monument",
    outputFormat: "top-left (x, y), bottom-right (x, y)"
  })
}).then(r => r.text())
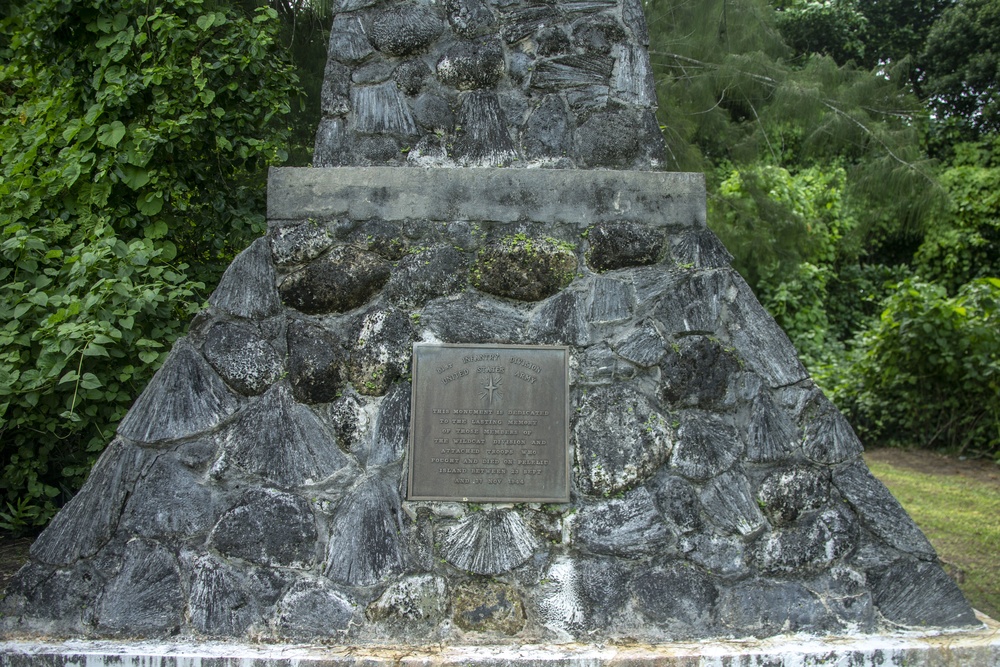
top-left (0, 0), bottom-right (985, 650)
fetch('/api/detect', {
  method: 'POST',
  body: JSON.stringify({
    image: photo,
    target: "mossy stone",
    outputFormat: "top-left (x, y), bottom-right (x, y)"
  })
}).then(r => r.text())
top-left (473, 235), bottom-right (577, 301)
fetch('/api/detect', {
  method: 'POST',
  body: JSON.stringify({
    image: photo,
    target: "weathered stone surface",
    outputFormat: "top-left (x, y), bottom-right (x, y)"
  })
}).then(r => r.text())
top-left (353, 60), bottom-right (395, 85)
top-left (96, 538), bottom-right (183, 635)
top-left (367, 574), bottom-right (448, 622)
top-left (575, 109), bottom-right (649, 168)
top-left (746, 392), bottom-right (799, 463)
top-left (532, 53), bottom-right (614, 91)
top-left (412, 93), bottom-right (455, 132)
top-left (0, 561), bottom-right (96, 634)
top-left (29, 440), bottom-right (149, 566)
top-left (119, 455), bottom-right (220, 541)
top-left (718, 579), bottom-right (839, 637)
top-left (367, 381), bottom-right (410, 467)
top-left (287, 319), bottom-right (347, 404)
top-left (446, 0), bottom-right (496, 36)
top-left (870, 558), bottom-right (978, 627)
top-left (652, 270), bottom-right (729, 334)
top-left (805, 567), bottom-right (876, 631)
top-left (202, 321), bottom-right (283, 396)
top-left (700, 470), bottom-right (767, 536)
top-left (270, 222), bottom-right (335, 267)
top-left (834, 461), bottom-right (937, 560)
top-left (612, 46), bottom-right (655, 107)
top-left (669, 411), bottom-right (741, 481)
top-left (749, 507), bottom-right (856, 573)
top-left (587, 276), bottom-right (632, 323)
top-left (660, 335), bottom-right (739, 407)
top-left (799, 388), bottom-right (864, 464)
top-left (622, 0), bottom-right (649, 44)
top-left (670, 228), bottom-right (734, 269)
top-left (209, 488), bottom-right (317, 568)
top-left (574, 487), bottom-right (672, 556)
top-left (328, 14), bottom-right (373, 64)
top-left (574, 341), bottom-right (638, 384)
top-left (453, 91), bottom-right (517, 166)
top-left (614, 320), bottom-right (665, 367)
top-left (118, 341), bottom-right (240, 444)
top-left (452, 580), bottom-right (525, 634)
top-left (314, 117), bottom-right (350, 167)
top-left (386, 246), bottom-right (468, 306)
top-left (422, 292), bottom-right (528, 343)
top-left (324, 475), bottom-right (404, 586)
top-left (574, 385), bottom-right (672, 496)
top-left (648, 470), bottom-right (703, 535)
top-left (218, 383), bottom-right (354, 488)
top-left (729, 274), bottom-right (809, 387)
top-left (276, 578), bottom-right (356, 638)
top-left (394, 59), bottom-right (431, 95)
top-left (441, 509), bottom-right (539, 575)
top-left (631, 560), bottom-right (718, 635)
top-left (527, 289), bottom-right (589, 346)
top-left (522, 95), bottom-right (571, 159)
top-left (349, 307), bottom-right (413, 396)
top-left (209, 238), bottom-right (282, 319)
top-left (474, 235), bottom-right (577, 302)
top-left (351, 81), bottom-right (418, 136)
top-left (756, 465), bottom-right (830, 526)
top-left (321, 60), bottom-right (350, 115)
top-left (279, 245), bottom-right (391, 315)
top-left (586, 221), bottom-right (665, 272)
top-left (369, 6), bottom-right (445, 56)
top-left (680, 533), bottom-right (747, 576)
top-left (188, 554), bottom-right (286, 636)
top-left (347, 219), bottom-right (409, 260)
top-left (436, 38), bottom-right (505, 90)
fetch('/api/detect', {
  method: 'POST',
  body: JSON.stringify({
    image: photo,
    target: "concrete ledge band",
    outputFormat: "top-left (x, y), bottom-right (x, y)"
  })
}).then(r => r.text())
top-left (267, 167), bottom-right (707, 228)
top-left (3, 615), bottom-right (999, 667)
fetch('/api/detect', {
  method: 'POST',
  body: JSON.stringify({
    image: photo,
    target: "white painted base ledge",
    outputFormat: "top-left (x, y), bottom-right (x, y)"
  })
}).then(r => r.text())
top-left (2, 611), bottom-right (998, 667)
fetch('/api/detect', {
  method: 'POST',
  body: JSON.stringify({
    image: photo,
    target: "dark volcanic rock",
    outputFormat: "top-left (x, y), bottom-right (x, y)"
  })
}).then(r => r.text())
top-left (209, 238), bottom-right (282, 320)
top-left (700, 470), bottom-right (767, 537)
top-left (412, 93), bottom-right (455, 132)
top-left (369, 6), bottom-right (445, 56)
top-left (452, 580), bottom-right (525, 634)
top-left (328, 14), bottom-right (373, 64)
top-left (446, 0), bottom-right (496, 36)
top-left (368, 381), bottom-right (411, 467)
top-left (799, 388), bottom-right (864, 464)
top-left (669, 411), bottom-right (741, 481)
top-left (614, 320), bottom-right (666, 367)
top-left (648, 470), bottom-right (703, 535)
top-left (324, 475), bottom-right (404, 586)
top-left (218, 383), bottom-right (354, 488)
top-left (833, 461), bottom-right (937, 560)
top-left (745, 392), bottom-right (800, 463)
top-left (394, 59), bottom-right (432, 96)
top-left (587, 221), bottom-right (665, 272)
top-left (587, 276), bottom-right (632, 323)
top-left (422, 292), bottom-right (528, 343)
top-left (575, 109), bottom-right (645, 168)
top-left (321, 60), bottom-right (350, 115)
top-left (718, 579), bottom-right (839, 637)
top-left (351, 81), bottom-right (418, 136)
top-left (202, 321), bottom-right (283, 396)
top-left (660, 335), bottom-right (740, 407)
top-left (436, 38), bottom-right (505, 90)
top-left (188, 554), bottom-right (287, 636)
top-left (522, 95), bottom-right (571, 160)
top-left (441, 509), bottom-right (540, 574)
top-left (870, 558), bottom-right (978, 628)
top-left (453, 91), bottom-right (518, 166)
top-left (287, 319), bottom-right (347, 404)
top-left (756, 465), bottom-right (830, 526)
top-left (348, 307), bottom-right (413, 396)
top-left (119, 455), bottom-right (220, 541)
top-left (276, 578), bottom-right (356, 639)
top-left (118, 341), bottom-right (240, 444)
top-left (527, 289), bottom-right (589, 346)
top-left (367, 574), bottom-right (448, 623)
top-left (270, 222), bottom-right (334, 268)
top-left (632, 560), bottom-right (718, 635)
top-left (96, 538), bottom-right (183, 635)
top-left (749, 507), bottom-right (856, 573)
top-left (474, 235), bottom-right (577, 302)
top-left (574, 487), bottom-right (672, 556)
top-left (386, 246), bottom-right (468, 307)
top-left (279, 245), bottom-right (391, 315)
top-left (29, 439), bottom-right (150, 566)
top-left (574, 384), bottom-right (672, 496)
top-left (209, 488), bottom-right (318, 568)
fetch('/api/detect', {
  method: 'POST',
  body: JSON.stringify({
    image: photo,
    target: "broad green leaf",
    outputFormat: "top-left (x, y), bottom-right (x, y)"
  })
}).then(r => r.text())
top-left (96, 121), bottom-right (127, 147)
top-left (197, 14), bottom-right (216, 30)
top-left (121, 166), bottom-right (151, 190)
top-left (137, 191), bottom-right (164, 216)
top-left (144, 220), bottom-right (168, 240)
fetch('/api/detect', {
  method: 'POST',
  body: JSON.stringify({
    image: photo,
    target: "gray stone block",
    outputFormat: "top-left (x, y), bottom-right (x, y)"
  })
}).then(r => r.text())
top-left (202, 321), bottom-right (283, 397)
top-left (279, 245), bottom-right (391, 315)
top-left (96, 538), bottom-right (183, 635)
top-left (441, 509), bottom-right (539, 574)
top-left (209, 238), bottom-right (282, 320)
top-left (209, 488), bottom-right (318, 568)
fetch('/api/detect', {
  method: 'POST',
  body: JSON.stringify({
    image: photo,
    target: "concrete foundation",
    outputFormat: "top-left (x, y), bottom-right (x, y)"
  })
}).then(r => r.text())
top-left (2, 612), bottom-right (998, 667)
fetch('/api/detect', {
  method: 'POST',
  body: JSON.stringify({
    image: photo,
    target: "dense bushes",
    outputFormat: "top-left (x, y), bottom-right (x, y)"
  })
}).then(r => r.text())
top-left (0, 0), bottom-right (298, 530)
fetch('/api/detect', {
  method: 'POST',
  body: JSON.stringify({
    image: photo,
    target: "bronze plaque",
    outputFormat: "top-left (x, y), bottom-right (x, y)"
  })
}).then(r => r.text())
top-left (407, 343), bottom-right (570, 502)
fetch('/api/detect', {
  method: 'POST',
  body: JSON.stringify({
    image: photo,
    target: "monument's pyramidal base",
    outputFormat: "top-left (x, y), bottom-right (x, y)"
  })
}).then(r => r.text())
top-left (0, 167), bottom-right (981, 644)
top-left (0, 0), bottom-right (986, 651)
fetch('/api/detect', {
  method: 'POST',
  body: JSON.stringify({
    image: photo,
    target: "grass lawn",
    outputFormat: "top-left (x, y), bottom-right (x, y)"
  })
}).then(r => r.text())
top-left (866, 450), bottom-right (1000, 621)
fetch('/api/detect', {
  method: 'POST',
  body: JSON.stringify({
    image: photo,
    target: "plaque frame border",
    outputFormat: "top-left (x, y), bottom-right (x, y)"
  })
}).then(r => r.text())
top-left (405, 342), bottom-right (571, 503)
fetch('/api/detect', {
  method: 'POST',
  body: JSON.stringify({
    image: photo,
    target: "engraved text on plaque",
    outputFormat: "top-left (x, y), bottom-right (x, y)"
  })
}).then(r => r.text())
top-left (407, 343), bottom-right (570, 502)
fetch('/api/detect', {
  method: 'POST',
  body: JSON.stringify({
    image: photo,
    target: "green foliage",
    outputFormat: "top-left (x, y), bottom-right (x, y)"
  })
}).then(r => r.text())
top-left (916, 158), bottom-right (1000, 293)
top-left (921, 0), bottom-right (1000, 138)
top-left (836, 278), bottom-right (1000, 458)
top-left (775, 0), bottom-right (869, 66)
top-left (0, 0), bottom-right (298, 528)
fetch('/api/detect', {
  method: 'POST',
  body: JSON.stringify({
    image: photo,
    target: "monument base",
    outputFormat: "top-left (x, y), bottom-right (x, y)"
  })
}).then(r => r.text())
top-left (2, 612), bottom-right (998, 667)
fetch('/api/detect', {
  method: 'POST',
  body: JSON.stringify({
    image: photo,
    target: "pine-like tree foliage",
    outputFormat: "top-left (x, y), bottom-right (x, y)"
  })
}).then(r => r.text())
top-left (645, 0), bottom-right (940, 283)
